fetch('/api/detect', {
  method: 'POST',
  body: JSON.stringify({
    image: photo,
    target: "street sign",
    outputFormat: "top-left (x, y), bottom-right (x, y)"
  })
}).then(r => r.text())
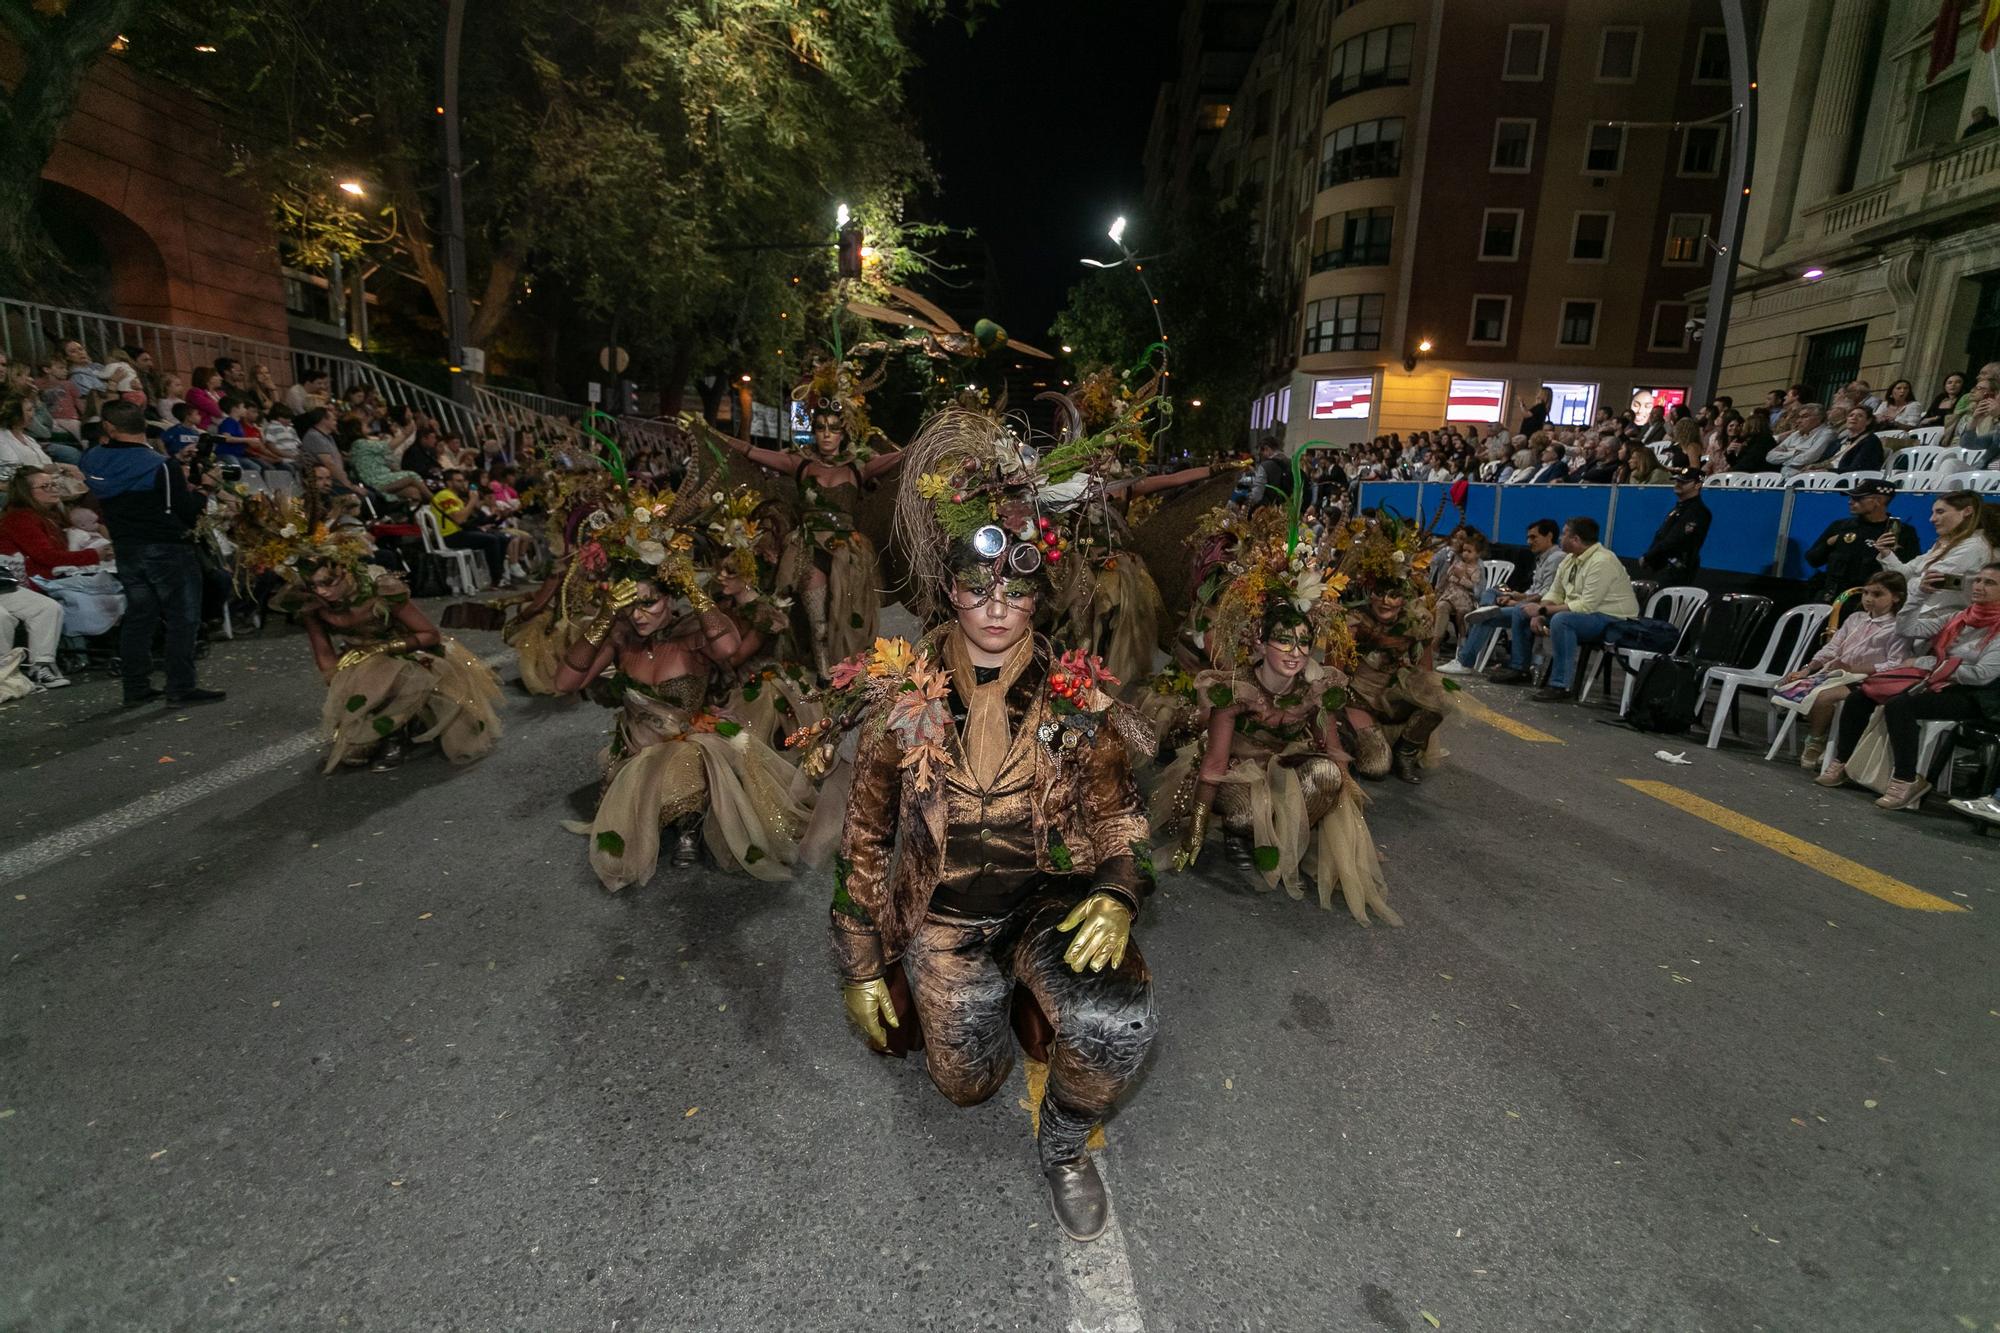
top-left (460, 347), bottom-right (486, 374)
top-left (586, 382), bottom-right (603, 404)
top-left (598, 346), bottom-right (631, 374)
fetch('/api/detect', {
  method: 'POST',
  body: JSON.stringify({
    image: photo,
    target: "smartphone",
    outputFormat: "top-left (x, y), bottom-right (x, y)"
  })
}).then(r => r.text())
top-left (1936, 574), bottom-right (1964, 590)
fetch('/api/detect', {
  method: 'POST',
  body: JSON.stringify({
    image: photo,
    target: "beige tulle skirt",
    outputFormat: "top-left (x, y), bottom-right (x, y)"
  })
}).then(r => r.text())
top-left (320, 640), bottom-right (503, 773)
top-left (563, 692), bottom-right (814, 892)
top-left (1073, 556), bottom-right (1165, 693)
top-left (1151, 745), bottom-right (1398, 926)
top-left (511, 613), bottom-right (581, 696)
top-left (725, 664), bottom-right (825, 756)
top-left (779, 529), bottom-right (881, 667)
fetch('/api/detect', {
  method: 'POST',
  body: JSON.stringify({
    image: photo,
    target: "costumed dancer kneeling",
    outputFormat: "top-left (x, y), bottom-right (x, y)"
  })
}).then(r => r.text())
top-left (232, 493), bottom-right (503, 773)
top-left (789, 408), bottom-right (1157, 1243)
top-left (1344, 519), bottom-right (1453, 783)
top-left (1150, 528), bottom-right (1397, 925)
top-left (554, 479), bottom-right (812, 891)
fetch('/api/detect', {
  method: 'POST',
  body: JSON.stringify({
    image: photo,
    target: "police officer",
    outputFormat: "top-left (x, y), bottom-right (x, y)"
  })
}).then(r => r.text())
top-left (1640, 467), bottom-right (1713, 585)
top-left (1804, 476), bottom-right (1918, 602)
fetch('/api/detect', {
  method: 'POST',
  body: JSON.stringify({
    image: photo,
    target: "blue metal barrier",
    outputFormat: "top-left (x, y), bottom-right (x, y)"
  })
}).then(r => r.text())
top-left (1355, 481), bottom-right (1945, 579)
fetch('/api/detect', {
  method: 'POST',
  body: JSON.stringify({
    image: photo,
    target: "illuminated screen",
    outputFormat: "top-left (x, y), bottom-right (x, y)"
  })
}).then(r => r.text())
top-left (1311, 377), bottom-right (1374, 420)
top-left (1541, 381), bottom-right (1598, 427)
top-left (1445, 377), bottom-right (1507, 424)
top-left (1631, 386), bottom-right (1688, 417)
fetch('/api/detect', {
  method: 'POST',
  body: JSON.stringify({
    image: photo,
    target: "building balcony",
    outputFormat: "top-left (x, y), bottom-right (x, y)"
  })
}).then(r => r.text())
top-left (1799, 131), bottom-right (2000, 253)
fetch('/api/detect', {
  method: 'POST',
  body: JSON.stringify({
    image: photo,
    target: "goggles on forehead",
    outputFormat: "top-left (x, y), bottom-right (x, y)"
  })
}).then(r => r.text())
top-left (969, 523), bottom-right (1043, 575)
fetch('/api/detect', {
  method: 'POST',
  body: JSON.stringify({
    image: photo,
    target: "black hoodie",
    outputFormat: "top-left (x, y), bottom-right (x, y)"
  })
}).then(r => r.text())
top-left (81, 439), bottom-right (203, 546)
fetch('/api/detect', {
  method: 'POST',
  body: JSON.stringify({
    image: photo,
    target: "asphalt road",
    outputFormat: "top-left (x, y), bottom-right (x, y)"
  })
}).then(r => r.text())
top-left (3, 609), bottom-right (1997, 1333)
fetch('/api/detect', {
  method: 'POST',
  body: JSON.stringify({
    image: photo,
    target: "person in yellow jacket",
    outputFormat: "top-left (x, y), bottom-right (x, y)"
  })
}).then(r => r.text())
top-left (1481, 515), bottom-right (1640, 700)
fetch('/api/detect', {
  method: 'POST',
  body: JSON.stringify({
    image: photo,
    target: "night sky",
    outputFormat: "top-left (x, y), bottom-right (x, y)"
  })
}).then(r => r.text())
top-left (908, 1), bottom-right (1182, 344)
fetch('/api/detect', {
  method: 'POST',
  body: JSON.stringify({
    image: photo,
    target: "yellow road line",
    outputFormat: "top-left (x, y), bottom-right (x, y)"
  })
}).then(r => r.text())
top-left (1454, 691), bottom-right (1565, 745)
top-left (1620, 779), bottom-right (1967, 914)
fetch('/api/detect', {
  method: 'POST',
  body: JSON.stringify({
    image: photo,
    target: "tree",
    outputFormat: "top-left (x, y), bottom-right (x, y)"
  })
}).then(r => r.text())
top-left (1054, 192), bottom-right (1269, 458)
top-left (0, 0), bottom-right (141, 295)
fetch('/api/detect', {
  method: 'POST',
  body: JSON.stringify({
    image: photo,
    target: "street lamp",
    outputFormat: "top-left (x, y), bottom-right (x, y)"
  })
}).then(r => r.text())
top-left (337, 179), bottom-right (366, 198)
top-left (836, 202), bottom-right (850, 227)
top-left (1108, 216), bottom-right (1127, 245)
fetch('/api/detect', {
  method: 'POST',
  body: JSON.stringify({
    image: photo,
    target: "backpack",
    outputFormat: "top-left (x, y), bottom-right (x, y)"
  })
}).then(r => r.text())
top-left (1626, 654), bottom-right (1705, 734)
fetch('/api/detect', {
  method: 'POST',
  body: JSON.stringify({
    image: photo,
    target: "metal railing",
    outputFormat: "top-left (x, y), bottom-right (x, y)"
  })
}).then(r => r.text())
top-left (2, 295), bottom-right (699, 472)
top-left (0, 296), bottom-right (490, 442)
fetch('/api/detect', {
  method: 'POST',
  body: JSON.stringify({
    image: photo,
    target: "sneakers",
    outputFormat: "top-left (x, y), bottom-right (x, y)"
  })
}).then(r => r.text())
top-left (1874, 777), bottom-right (1931, 811)
top-left (1799, 735), bottom-right (1826, 769)
top-left (24, 662), bottom-right (69, 689)
top-left (1813, 761), bottom-right (1848, 788)
top-left (1946, 795), bottom-right (2000, 827)
top-left (1464, 604), bottom-right (1505, 626)
top-left (1437, 659), bottom-right (1476, 678)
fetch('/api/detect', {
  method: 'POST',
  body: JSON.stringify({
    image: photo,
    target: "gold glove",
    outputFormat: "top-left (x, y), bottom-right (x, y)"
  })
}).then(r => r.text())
top-left (841, 978), bottom-right (899, 1051)
top-left (1171, 803), bottom-right (1210, 872)
top-left (1057, 893), bottom-right (1134, 974)
top-left (334, 637), bottom-right (412, 672)
top-left (582, 579), bottom-right (643, 646)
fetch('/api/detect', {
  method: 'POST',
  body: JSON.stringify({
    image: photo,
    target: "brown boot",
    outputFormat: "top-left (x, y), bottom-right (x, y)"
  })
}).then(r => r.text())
top-left (1392, 742), bottom-right (1424, 784)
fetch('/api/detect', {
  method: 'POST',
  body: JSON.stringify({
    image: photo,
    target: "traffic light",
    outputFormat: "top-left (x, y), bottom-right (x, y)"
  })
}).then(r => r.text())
top-left (837, 223), bottom-right (864, 279)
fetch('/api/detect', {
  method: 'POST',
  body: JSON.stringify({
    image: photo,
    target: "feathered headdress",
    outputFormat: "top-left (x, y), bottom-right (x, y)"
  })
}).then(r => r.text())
top-left (1205, 522), bottom-right (1357, 671)
top-left (794, 355), bottom-right (886, 458)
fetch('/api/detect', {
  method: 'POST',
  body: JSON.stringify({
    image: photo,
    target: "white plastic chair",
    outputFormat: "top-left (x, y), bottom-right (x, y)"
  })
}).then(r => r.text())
top-left (1938, 470), bottom-right (2000, 493)
top-left (418, 507), bottom-right (482, 596)
top-left (1906, 426), bottom-right (1946, 447)
top-left (1696, 602), bottom-right (1834, 749)
top-left (1786, 471), bottom-right (1859, 490)
top-left (1479, 559), bottom-right (1514, 594)
top-left (1884, 444), bottom-right (1959, 479)
top-left (1582, 586), bottom-right (1709, 705)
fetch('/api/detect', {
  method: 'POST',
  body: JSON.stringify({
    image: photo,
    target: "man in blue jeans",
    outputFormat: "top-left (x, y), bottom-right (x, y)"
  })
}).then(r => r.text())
top-left (1480, 515), bottom-right (1639, 702)
top-left (81, 401), bottom-right (226, 708)
top-left (1439, 517), bottom-right (1564, 678)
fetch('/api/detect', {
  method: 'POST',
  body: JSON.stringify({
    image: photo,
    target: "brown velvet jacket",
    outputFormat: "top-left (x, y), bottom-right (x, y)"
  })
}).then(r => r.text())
top-left (829, 634), bottom-right (1153, 983)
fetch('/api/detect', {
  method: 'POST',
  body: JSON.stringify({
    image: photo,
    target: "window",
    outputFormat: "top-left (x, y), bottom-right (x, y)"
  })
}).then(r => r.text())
top-left (1198, 101), bottom-right (1232, 131)
top-left (1913, 72), bottom-right (1968, 151)
top-left (1303, 293), bottom-right (1385, 353)
top-left (1663, 213), bottom-right (1708, 266)
top-left (1557, 300), bottom-right (1599, 348)
top-left (1327, 25), bottom-right (1415, 103)
top-left (1801, 324), bottom-right (1867, 406)
top-left (1679, 123), bottom-right (1723, 177)
top-left (1570, 211), bottom-right (1613, 262)
top-left (1597, 26), bottom-right (1641, 82)
top-left (1650, 302), bottom-right (1690, 351)
top-left (1693, 28), bottom-right (1729, 84)
top-left (1319, 117), bottom-right (1405, 188)
top-left (1312, 207), bottom-right (1395, 271)
top-left (1584, 122), bottom-right (1625, 174)
top-left (1503, 24), bottom-right (1548, 81)
top-left (1253, 91), bottom-right (1274, 136)
top-left (1492, 118), bottom-right (1536, 172)
top-left (1468, 296), bottom-right (1511, 345)
top-left (1479, 208), bottom-right (1522, 260)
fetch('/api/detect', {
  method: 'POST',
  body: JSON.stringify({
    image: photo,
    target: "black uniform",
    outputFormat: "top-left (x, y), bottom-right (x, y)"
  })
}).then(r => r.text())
top-left (1806, 515), bottom-right (1919, 601)
top-left (1641, 494), bottom-right (1712, 584)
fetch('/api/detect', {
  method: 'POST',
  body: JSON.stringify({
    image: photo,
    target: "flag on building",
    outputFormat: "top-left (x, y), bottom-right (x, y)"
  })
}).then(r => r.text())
top-left (1930, 0), bottom-right (1961, 78)
top-left (1983, 0), bottom-right (2000, 52)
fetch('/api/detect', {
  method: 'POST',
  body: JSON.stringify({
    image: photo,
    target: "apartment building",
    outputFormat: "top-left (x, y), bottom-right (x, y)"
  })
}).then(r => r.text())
top-left (1703, 0), bottom-right (2000, 407)
top-left (1154, 0), bottom-right (1734, 447)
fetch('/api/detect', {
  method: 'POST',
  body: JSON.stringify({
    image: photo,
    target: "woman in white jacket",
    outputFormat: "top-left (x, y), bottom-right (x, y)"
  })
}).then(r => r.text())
top-left (1874, 490), bottom-right (1997, 615)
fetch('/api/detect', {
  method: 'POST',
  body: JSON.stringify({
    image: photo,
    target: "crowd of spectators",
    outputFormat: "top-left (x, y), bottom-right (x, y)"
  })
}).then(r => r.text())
top-left (0, 334), bottom-right (640, 704)
top-left (1337, 366), bottom-right (2000, 489)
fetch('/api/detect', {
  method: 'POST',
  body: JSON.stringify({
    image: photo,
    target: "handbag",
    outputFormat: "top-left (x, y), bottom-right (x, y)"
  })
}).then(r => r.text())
top-left (0, 647), bottom-right (34, 703)
top-left (1859, 659), bottom-right (1959, 703)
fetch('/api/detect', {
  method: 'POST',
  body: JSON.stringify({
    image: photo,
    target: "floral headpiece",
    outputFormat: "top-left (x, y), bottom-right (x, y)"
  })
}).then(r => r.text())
top-left (228, 492), bottom-right (372, 587)
top-left (1205, 527), bottom-right (1357, 671)
top-left (794, 355), bottom-right (886, 459)
top-left (1335, 510), bottom-right (1437, 604)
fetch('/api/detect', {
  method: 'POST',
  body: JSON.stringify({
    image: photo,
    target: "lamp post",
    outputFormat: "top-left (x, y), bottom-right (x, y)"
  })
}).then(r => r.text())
top-left (439, 0), bottom-right (475, 406)
top-left (1080, 215), bottom-right (1171, 442)
top-left (1691, 0), bottom-right (1758, 408)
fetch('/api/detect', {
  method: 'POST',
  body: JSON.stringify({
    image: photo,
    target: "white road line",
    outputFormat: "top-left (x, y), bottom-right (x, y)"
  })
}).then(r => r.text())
top-left (1064, 1159), bottom-right (1147, 1333)
top-left (0, 651), bottom-right (514, 887)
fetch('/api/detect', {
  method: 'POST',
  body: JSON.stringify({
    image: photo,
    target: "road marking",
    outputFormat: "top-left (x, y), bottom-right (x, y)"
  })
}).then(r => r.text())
top-left (1454, 692), bottom-right (1564, 744)
top-left (1621, 779), bottom-right (1968, 913)
top-left (0, 651), bottom-right (513, 888)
